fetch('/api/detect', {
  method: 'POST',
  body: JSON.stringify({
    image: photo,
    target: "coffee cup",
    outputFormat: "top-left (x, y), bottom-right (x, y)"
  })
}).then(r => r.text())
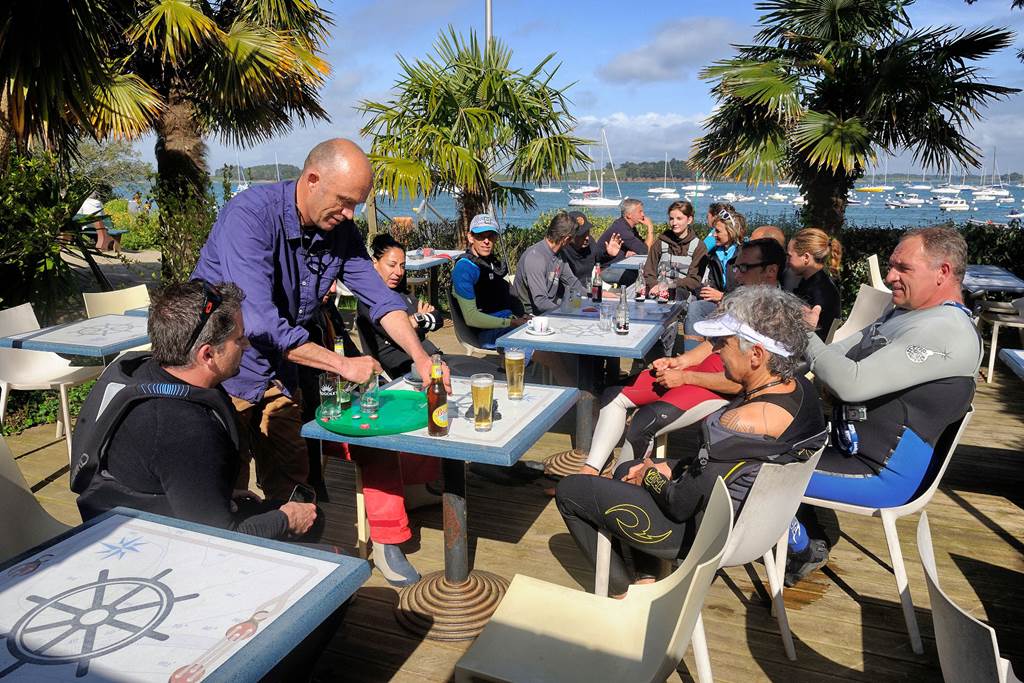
top-left (530, 316), bottom-right (549, 333)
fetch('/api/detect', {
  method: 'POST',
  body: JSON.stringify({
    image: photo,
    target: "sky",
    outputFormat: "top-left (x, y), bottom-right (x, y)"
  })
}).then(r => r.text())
top-left (137, 0), bottom-right (1024, 176)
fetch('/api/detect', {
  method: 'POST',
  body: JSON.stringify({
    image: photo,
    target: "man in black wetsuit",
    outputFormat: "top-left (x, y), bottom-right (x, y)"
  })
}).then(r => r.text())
top-left (73, 281), bottom-right (318, 540)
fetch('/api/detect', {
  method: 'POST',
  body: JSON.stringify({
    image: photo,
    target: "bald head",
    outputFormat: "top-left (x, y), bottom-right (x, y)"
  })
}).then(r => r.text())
top-left (750, 225), bottom-right (785, 247)
top-left (296, 138), bottom-right (373, 231)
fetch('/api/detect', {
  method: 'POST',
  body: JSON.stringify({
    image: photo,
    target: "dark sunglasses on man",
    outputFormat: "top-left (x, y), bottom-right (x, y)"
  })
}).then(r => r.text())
top-left (185, 279), bottom-right (224, 351)
top-left (731, 261), bottom-right (768, 273)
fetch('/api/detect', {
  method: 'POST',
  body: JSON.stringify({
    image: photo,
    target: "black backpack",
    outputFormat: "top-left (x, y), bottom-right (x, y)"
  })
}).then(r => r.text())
top-left (70, 352), bottom-right (239, 494)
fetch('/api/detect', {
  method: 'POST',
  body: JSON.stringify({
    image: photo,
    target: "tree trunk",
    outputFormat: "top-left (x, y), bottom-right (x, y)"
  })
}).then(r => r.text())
top-left (153, 85), bottom-right (207, 194)
top-left (456, 192), bottom-right (489, 249)
top-left (153, 84), bottom-right (210, 283)
top-left (798, 165), bottom-right (856, 235)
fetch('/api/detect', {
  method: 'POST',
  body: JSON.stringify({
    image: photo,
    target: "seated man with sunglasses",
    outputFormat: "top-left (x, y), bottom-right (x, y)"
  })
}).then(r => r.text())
top-left (579, 238), bottom-right (788, 476)
top-left (73, 282), bottom-right (319, 541)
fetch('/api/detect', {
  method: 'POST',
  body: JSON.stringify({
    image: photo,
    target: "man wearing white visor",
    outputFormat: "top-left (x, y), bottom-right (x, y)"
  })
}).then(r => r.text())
top-left (556, 286), bottom-right (827, 597)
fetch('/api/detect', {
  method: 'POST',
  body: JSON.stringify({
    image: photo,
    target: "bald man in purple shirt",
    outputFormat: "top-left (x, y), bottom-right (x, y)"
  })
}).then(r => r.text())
top-left (193, 138), bottom-right (446, 500)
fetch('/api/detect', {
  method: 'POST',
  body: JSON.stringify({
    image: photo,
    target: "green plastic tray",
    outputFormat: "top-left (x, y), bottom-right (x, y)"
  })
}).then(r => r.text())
top-left (315, 389), bottom-right (428, 437)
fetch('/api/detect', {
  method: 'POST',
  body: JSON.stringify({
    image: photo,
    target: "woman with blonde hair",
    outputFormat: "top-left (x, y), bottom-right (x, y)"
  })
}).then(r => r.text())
top-left (786, 227), bottom-right (842, 340)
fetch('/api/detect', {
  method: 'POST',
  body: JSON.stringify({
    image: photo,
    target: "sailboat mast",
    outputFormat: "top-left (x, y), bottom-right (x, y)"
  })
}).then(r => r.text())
top-left (603, 128), bottom-right (623, 199)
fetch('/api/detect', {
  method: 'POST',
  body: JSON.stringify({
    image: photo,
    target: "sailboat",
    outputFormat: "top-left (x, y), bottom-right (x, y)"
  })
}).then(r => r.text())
top-left (856, 164), bottom-right (885, 192)
top-left (568, 146), bottom-right (600, 195)
top-left (569, 129), bottom-right (625, 208)
top-left (976, 150), bottom-right (1011, 197)
top-left (532, 181), bottom-right (563, 194)
top-left (648, 153), bottom-right (675, 194)
top-left (235, 154), bottom-right (249, 192)
top-left (878, 159), bottom-right (895, 191)
top-left (274, 153), bottom-right (281, 182)
top-left (909, 168), bottom-right (933, 192)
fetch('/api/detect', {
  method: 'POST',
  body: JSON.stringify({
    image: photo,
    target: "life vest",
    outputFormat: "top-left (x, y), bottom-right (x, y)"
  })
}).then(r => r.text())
top-left (70, 352), bottom-right (239, 495)
top-left (453, 250), bottom-right (514, 314)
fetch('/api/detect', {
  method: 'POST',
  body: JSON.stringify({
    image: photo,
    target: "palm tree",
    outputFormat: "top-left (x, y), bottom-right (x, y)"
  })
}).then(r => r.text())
top-left (360, 28), bottom-right (591, 233)
top-left (690, 0), bottom-right (1019, 233)
top-left (1, 0), bottom-right (331, 192)
top-left (2, 1), bottom-right (332, 280)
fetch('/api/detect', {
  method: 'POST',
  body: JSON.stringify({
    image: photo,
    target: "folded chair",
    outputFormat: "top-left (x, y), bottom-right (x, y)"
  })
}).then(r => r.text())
top-left (455, 478), bottom-right (733, 683)
top-left (830, 284), bottom-right (893, 344)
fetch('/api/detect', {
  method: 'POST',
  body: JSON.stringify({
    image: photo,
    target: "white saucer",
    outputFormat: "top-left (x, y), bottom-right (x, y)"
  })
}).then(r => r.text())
top-left (525, 327), bottom-right (556, 336)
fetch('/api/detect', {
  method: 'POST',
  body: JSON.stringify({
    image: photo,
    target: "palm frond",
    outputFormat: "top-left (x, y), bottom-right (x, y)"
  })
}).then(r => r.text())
top-left (88, 71), bottom-right (164, 139)
top-left (791, 110), bottom-right (874, 173)
top-left (130, 0), bottom-right (222, 66)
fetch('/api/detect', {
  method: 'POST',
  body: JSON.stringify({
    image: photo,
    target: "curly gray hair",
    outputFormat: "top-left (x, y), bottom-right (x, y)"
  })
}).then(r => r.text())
top-left (711, 285), bottom-right (810, 379)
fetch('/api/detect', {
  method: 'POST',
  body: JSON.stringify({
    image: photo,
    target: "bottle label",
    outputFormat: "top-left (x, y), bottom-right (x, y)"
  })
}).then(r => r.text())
top-left (432, 404), bottom-right (448, 427)
top-left (430, 364), bottom-right (443, 379)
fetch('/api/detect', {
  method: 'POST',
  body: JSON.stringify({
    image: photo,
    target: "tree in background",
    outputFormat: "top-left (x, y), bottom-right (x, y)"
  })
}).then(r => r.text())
top-left (1, 0), bottom-right (333, 280)
top-left (690, 0), bottom-right (1018, 233)
top-left (360, 28), bottom-right (590, 233)
top-left (72, 140), bottom-right (152, 201)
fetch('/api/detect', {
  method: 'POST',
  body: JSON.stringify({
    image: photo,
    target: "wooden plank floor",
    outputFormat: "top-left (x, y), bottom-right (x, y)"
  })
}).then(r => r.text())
top-left (9, 324), bottom-right (1023, 682)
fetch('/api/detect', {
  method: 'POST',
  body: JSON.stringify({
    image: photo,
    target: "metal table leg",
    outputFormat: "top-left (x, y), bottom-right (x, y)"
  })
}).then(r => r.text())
top-left (396, 458), bottom-right (508, 641)
top-left (544, 354), bottom-right (597, 476)
top-left (428, 268), bottom-right (441, 310)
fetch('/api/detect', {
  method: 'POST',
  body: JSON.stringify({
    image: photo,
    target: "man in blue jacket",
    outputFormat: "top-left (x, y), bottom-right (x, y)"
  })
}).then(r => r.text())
top-left (193, 138), bottom-right (448, 500)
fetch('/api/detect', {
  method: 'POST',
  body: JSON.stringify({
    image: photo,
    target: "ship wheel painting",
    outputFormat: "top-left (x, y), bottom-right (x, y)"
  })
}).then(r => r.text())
top-left (0, 569), bottom-right (198, 678)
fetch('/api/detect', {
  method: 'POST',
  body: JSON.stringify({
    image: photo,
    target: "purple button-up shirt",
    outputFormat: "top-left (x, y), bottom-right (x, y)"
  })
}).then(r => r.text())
top-left (192, 181), bottom-right (405, 403)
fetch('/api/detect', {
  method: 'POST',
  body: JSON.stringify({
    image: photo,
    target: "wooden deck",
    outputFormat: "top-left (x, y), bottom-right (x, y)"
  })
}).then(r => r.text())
top-left (9, 324), bottom-right (1024, 682)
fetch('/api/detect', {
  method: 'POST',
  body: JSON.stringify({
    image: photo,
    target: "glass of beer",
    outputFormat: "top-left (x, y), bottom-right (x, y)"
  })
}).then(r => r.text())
top-left (471, 373), bottom-right (494, 432)
top-left (505, 348), bottom-right (526, 400)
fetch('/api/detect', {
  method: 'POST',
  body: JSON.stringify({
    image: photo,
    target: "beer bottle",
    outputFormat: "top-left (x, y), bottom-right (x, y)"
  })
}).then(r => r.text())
top-left (591, 265), bottom-right (603, 303)
top-left (427, 354), bottom-right (449, 436)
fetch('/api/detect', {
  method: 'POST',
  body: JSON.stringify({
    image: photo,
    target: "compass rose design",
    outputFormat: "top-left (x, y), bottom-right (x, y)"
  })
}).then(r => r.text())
top-left (0, 568), bottom-right (197, 678)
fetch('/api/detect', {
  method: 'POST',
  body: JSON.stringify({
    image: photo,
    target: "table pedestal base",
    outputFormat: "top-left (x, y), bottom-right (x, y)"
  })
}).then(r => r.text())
top-left (544, 449), bottom-right (615, 477)
top-left (396, 570), bottom-right (509, 641)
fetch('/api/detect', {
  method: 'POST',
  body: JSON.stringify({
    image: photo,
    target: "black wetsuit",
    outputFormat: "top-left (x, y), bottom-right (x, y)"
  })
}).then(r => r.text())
top-left (556, 376), bottom-right (826, 595)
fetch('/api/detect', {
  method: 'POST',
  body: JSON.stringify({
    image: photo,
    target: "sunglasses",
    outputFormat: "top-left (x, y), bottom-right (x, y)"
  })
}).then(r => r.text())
top-left (718, 209), bottom-right (734, 224)
top-left (731, 261), bottom-right (768, 273)
top-left (185, 280), bottom-right (224, 351)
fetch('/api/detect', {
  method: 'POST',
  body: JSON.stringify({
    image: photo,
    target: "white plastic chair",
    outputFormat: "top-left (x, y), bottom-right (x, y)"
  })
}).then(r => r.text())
top-left (830, 284), bottom-right (893, 344)
top-left (0, 304), bottom-right (102, 463)
top-left (782, 407), bottom-right (974, 655)
top-left (977, 297), bottom-right (1024, 384)
top-left (454, 478), bottom-right (733, 683)
top-left (83, 284), bottom-right (150, 317)
top-left (448, 284), bottom-right (500, 358)
top-left (1, 435), bottom-right (71, 564)
top-left (690, 449), bottom-right (824, 682)
top-left (867, 254), bottom-right (891, 293)
top-left (917, 512), bottom-right (1020, 683)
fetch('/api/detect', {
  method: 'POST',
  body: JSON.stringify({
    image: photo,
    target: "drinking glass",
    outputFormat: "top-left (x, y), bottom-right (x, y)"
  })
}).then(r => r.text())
top-left (359, 371), bottom-right (379, 415)
top-left (471, 373), bottom-right (494, 431)
top-left (505, 349), bottom-right (526, 400)
top-left (319, 373), bottom-right (341, 419)
top-left (598, 303), bottom-right (615, 332)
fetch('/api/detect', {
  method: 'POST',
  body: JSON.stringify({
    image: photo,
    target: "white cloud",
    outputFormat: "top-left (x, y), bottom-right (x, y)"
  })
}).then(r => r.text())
top-left (573, 111), bottom-right (709, 162)
top-left (597, 17), bottom-right (739, 84)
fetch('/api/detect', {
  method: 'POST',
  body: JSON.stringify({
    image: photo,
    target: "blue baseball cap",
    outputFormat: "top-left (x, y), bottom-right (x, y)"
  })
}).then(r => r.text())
top-left (469, 214), bottom-right (501, 234)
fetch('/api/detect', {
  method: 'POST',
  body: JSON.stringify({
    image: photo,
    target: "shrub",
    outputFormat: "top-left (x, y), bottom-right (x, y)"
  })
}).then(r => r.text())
top-left (1, 380), bottom-right (96, 437)
top-left (0, 151), bottom-right (95, 322)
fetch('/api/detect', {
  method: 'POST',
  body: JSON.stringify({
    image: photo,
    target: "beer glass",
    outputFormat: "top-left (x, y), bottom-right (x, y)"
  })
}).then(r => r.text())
top-left (471, 373), bottom-right (494, 432)
top-left (505, 349), bottom-right (526, 400)
top-left (319, 373), bottom-right (341, 419)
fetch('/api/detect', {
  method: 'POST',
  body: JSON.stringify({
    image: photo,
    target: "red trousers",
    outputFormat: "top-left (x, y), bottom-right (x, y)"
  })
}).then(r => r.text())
top-left (621, 353), bottom-right (726, 409)
top-left (327, 443), bottom-right (440, 545)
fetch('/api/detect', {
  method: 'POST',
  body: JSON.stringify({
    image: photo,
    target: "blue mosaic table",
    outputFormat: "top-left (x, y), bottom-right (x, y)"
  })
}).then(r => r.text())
top-left (0, 315), bottom-right (149, 357)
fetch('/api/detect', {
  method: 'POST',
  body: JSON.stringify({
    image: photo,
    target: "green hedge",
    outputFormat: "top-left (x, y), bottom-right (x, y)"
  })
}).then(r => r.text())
top-left (1, 380), bottom-right (96, 437)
